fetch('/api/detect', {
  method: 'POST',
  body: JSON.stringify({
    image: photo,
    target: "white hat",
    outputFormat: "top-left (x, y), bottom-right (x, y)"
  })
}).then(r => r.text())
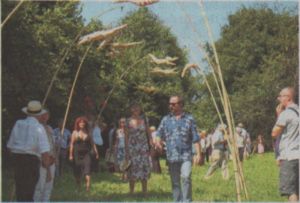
top-left (238, 123), bottom-right (244, 128)
top-left (217, 123), bottom-right (227, 130)
top-left (120, 159), bottom-right (131, 172)
top-left (22, 100), bottom-right (47, 116)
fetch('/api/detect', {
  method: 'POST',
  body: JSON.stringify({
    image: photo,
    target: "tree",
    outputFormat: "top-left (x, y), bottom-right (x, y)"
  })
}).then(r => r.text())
top-left (194, 6), bottom-right (298, 145)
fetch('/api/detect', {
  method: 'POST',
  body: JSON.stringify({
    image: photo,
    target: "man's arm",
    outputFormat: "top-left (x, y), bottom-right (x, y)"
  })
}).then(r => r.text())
top-left (41, 152), bottom-right (53, 168)
top-left (272, 125), bottom-right (284, 138)
top-left (194, 142), bottom-right (201, 163)
top-left (155, 118), bottom-right (166, 151)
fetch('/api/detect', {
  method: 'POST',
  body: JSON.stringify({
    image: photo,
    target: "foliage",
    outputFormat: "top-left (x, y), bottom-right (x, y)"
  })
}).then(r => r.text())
top-left (2, 2), bottom-right (196, 148)
top-left (2, 0), bottom-right (84, 135)
top-left (194, 7), bottom-right (298, 143)
top-left (2, 153), bottom-right (286, 201)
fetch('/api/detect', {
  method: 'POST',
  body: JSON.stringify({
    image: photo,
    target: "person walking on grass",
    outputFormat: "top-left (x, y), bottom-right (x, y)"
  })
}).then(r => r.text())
top-left (34, 109), bottom-right (56, 202)
top-left (53, 118), bottom-right (71, 177)
top-left (271, 87), bottom-right (299, 202)
top-left (204, 123), bottom-right (229, 180)
top-left (7, 100), bottom-right (52, 201)
top-left (69, 116), bottom-right (99, 192)
top-left (155, 95), bottom-right (200, 202)
top-left (125, 103), bottom-right (152, 195)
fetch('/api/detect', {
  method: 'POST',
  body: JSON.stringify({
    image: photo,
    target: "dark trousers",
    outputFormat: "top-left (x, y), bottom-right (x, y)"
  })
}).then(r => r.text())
top-left (12, 153), bottom-right (40, 201)
top-left (58, 148), bottom-right (68, 176)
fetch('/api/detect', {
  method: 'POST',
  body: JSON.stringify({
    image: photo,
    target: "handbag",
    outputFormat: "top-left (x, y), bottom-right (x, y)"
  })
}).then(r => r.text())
top-left (105, 149), bottom-right (115, 163)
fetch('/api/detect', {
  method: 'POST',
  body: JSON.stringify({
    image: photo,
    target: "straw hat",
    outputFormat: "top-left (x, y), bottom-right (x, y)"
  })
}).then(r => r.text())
top-left (120, 159), bottom-right (131, 172)
top-left (238, 123), bottom-right (244, 128)
top-left (22, 100), bottom-right (47, 116)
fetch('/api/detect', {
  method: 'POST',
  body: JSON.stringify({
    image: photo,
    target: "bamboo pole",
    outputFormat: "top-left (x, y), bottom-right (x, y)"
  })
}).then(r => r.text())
top-left (177, 3), bottom-right (246, 199)
top-left (61, 44), bottom-right (92, 135)
top-left (42, 6), bottom-right (121, 106)
top-left (195, 62), bottom-right (243, 202)
top-left (188, 53), bottom-right (224, 125)
top-left (176, 1), bottom-right (225, 108)
top-left (176, 5), bottom-right (244, 199)
top-left (96, 55), bottom-right (147, 121)
top-left (1, 0), bottom-right (25, 29)
top-left (177, 4), bottom-right (245, 199)
top-left (199, 0), bottom-right (248, 200)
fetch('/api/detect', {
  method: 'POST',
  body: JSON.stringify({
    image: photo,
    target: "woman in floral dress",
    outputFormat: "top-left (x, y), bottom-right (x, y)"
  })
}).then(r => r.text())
top-left (125, 103), bottom-right (152, 194)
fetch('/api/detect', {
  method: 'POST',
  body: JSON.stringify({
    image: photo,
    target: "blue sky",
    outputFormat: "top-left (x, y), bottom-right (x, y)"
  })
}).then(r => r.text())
top-left (80, 1), bottom-right (298, 71)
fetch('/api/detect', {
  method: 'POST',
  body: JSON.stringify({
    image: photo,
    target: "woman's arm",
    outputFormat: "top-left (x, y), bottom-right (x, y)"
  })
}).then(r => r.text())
top-left (114, 130), bottom-right (119, 154)
top-left (124, 128), bottom-right (129, 160)
top-left (69, 131), bottom-right (75, 160)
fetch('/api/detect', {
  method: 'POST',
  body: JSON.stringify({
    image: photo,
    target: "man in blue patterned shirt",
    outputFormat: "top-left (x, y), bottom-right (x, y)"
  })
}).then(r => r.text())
top-left (156, 95), bottom-right (200, 202)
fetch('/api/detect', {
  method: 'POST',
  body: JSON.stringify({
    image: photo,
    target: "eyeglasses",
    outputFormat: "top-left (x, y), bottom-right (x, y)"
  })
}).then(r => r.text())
top-left (277, 95), bottom-right (289, 98)
top-left (169, 102), bottom-right (179, 106)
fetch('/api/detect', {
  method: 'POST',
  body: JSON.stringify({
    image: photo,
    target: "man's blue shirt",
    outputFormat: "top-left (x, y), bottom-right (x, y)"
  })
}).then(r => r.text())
top-left (157, 112), bottom-right (199, 162)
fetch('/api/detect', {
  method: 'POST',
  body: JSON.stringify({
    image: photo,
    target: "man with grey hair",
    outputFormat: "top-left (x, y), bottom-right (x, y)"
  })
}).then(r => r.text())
top-left (272, 87), bottom-right (299, 202)
top-left (7, 100), bottom-right (53, 201)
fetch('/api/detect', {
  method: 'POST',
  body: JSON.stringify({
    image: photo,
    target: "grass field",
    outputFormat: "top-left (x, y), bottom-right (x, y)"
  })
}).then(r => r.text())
top-left (2, 152), bottom-right (286, 202)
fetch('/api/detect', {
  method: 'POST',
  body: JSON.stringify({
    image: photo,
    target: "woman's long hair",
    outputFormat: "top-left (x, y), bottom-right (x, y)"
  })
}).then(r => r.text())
top-left (73, 116), bottom-right (89, 133)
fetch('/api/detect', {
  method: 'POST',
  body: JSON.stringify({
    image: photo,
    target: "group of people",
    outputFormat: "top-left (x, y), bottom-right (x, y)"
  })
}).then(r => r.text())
top-left (6, 87), bottom-right (299, 202)
top-left (6, 101), bottom-right (103, 201)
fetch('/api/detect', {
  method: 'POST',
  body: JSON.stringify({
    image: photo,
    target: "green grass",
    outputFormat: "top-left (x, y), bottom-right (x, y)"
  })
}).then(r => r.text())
top-left (2, 153), bottom-right (286, 202)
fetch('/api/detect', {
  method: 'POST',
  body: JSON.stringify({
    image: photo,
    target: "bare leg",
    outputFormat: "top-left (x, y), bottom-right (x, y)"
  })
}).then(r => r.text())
top-left (141, 180), bottom-right (147, 194)
top-left (129, 180), bottom-right (135, 194)
top-left (288, 194), bottom-right (299, 202)
top-left (85, 175), bottom-right (91, 191)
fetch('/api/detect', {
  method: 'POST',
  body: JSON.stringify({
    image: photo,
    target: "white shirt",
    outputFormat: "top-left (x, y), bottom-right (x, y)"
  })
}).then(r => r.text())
top-left (211, 130), bottom-right (225, 150)
top-left (92, 125), bottom-right (103, 146)
top-left (7, 116), bottom-right (50, 158)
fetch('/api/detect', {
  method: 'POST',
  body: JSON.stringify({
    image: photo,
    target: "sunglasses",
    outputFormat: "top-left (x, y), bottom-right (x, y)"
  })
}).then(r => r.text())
top-left (169, 102), bottom-right (179, 106)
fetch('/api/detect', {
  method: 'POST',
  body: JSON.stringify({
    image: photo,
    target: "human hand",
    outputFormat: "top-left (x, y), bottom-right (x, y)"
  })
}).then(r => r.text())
top-left (276, 104), bottom-right (285, 117)
top-left (69, 155), bottom-right (73, 161)
top-left (276, 159), bottom-right (281, 167)
top-left (195, 154), bottom-right (201, 164)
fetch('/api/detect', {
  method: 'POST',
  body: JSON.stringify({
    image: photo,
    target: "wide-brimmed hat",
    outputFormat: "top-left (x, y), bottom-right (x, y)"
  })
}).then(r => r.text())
top-left (22, 100), bottom-right (47, 116)
top-left (238, 123), bottom-right (244, 128)
top-left (120, 159), bottom-right (131, 172)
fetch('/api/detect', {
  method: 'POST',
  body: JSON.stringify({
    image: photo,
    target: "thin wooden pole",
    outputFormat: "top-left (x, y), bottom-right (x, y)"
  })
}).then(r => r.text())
top-left (199, 0), bottom-right (248, 201)
top-left (61, 44), bottom-right (92, 135)
top-left (96, 55), bottom-right (147, 121)
top-left (1, 0), bottom-right (25, 29)
top-left (176, 1), bottom-right (225, 108)
top-left (42, 6), bottom-right (121, 106)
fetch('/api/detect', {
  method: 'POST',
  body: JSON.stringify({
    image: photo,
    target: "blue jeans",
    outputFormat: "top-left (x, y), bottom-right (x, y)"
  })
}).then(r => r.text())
top-left (168, 160), bottom-right (192, 202)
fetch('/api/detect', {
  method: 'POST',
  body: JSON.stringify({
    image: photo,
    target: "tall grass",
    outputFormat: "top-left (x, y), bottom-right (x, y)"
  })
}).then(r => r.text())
top-left (2, 153), bottom-right (286, 202)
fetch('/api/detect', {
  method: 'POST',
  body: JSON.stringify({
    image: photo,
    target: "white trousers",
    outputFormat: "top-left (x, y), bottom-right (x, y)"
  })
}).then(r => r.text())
top-left (34, 164), bottom-right (55, 202)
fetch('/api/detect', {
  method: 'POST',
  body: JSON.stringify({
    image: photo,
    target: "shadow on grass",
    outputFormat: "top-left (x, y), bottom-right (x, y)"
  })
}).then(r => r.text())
top-left (87, 191), bottom-right (172, 202)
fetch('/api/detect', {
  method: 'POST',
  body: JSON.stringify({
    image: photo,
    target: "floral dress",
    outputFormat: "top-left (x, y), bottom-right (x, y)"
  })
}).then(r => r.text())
top-left (127, 117), bottom-right (151, 181)
top-left (116, 129), bottom-right (126, 166)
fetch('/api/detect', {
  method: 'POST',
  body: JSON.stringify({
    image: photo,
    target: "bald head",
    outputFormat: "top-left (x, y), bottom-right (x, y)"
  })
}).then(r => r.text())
top-left (281, 87), bottom-right (295, 100)
top-left (278, 87), bottom-right (295, 107)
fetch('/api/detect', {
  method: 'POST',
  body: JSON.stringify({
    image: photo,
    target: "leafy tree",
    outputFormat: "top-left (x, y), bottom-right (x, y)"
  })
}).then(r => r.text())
top-left (194, 7), bottom-right (298, 145)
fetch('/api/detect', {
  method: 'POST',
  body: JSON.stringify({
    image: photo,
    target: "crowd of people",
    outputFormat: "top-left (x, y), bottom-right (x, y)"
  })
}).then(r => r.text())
top-left (6, 87), bottom-right (299, 202)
